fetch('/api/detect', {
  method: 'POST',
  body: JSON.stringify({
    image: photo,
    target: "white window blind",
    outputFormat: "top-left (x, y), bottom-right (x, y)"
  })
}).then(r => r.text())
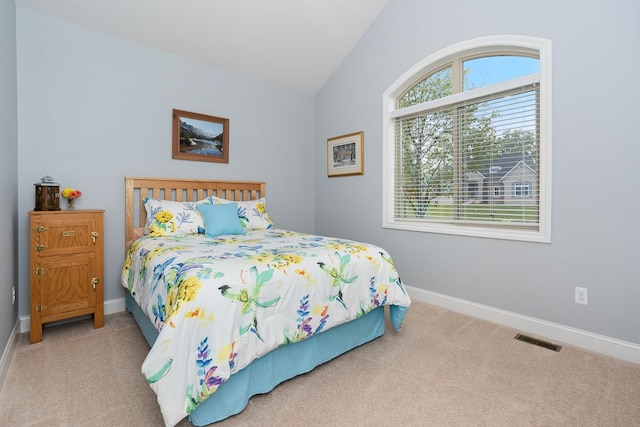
top-left (394, 83), bottom-right (539, 227)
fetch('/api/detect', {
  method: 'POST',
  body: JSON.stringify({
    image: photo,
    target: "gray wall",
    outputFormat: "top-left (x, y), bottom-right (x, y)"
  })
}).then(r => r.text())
top-left (15, 9), bottom-right (316, 317)
top-left (315, 0), bottom-right (640, 344)
top-left (0, 0), bottom-right (19, 360)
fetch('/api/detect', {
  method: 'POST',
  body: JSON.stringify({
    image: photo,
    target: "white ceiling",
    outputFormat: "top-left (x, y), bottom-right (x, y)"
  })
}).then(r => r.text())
top-left (15, 0), bottom-right (389, 94)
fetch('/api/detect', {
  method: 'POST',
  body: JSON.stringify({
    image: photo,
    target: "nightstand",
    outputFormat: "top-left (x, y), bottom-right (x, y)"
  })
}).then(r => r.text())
top-left (28, 210), bottom-right (104, 343)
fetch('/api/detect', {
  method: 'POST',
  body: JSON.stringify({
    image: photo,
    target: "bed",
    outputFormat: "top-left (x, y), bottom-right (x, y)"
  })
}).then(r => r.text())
top-left (121, 177), bottom-right (411, 426)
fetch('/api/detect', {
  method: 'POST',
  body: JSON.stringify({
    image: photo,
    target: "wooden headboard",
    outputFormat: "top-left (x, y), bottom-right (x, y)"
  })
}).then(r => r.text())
top-left (124, 177), bottom-right (266, 249)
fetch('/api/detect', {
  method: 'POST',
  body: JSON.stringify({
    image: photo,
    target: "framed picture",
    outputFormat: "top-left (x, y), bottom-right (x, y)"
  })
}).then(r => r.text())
top-left (327, 131), bottom-right (364, 177)
top-left (172, 109), bottom-right (229, 163)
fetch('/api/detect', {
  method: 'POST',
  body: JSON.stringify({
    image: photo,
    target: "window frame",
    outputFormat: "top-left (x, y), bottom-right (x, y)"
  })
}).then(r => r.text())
top-left (382, 35), bottom-right (552, 243)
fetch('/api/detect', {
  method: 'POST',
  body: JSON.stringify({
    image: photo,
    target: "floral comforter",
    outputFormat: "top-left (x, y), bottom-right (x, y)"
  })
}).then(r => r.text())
top-left (121, 229), bottom-right (411, 426)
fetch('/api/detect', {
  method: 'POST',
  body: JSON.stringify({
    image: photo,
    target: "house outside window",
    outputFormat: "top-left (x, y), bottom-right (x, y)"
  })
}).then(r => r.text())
top-left (382, 35), bottom-right (552, 242)
top-left (513, 182), bottom-right (531, 198)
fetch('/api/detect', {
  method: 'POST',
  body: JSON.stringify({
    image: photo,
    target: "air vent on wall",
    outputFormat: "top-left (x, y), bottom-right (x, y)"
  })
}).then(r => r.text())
top-left (514, 333), bottom-right (562, 352)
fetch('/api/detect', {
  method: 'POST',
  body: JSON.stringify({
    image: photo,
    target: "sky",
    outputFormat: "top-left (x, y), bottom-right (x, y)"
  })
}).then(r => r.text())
top-left (464, 56), bottom-right (539, 90)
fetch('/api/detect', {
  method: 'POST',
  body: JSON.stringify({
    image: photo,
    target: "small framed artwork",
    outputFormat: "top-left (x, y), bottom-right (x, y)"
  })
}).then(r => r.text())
top-left (327, 131), bottom-right (364, 177)
top-left (172, 109), bottom-right (229, 163)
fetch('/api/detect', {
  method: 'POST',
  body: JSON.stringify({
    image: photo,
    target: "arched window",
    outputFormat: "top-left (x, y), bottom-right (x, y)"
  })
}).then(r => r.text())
top-left (383, 36), bottom-right (551, 242)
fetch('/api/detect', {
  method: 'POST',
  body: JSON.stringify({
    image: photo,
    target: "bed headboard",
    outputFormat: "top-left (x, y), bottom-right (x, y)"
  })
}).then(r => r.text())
top-left (124, 177), bottom-right (266, 250)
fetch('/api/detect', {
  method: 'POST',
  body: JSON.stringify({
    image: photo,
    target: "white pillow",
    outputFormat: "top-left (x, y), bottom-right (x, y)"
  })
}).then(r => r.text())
top-left (143, 198), bottom-right (209, 236)
top-left (208, 197), bottom-right (274, 230)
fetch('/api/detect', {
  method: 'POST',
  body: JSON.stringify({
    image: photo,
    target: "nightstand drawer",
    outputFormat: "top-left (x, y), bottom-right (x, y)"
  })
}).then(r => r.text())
top-left (31, 213), bottom-right (100, 256)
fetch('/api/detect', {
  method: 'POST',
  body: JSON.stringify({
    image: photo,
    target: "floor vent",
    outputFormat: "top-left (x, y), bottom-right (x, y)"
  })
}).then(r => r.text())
top-left (514, 334), bottom-right (562, 352)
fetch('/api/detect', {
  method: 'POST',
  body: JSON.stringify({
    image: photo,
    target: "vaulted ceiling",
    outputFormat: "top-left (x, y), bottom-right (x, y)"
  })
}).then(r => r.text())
top-left (15, 0), bottom-right (389, 94)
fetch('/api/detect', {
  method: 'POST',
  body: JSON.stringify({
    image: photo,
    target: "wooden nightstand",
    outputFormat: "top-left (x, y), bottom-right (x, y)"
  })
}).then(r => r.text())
top-left (28, 210), bottom-right (104, 343)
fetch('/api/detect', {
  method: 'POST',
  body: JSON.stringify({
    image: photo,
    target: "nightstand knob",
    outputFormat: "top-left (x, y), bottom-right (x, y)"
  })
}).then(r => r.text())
top-left (35, 245), bottom-right (48, 252)
top-left (36, 226), bottom-right (49, 233)
top-left (91, 277), bottom-right (100, 289)
top-left (91, 231), bottom-right (100, 244)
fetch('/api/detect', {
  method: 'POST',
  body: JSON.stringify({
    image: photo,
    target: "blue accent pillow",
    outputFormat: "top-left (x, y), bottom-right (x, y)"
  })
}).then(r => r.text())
top-left (196, 202), bottom-right (246, 238)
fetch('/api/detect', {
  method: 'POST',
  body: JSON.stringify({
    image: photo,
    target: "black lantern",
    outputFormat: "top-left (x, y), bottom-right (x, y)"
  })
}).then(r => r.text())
top-left (34, 175), bottom-right (61, 211)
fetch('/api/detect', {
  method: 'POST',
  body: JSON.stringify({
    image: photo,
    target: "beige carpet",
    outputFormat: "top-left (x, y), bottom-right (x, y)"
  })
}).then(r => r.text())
top-left (1, 301), bottom-right (639, 426)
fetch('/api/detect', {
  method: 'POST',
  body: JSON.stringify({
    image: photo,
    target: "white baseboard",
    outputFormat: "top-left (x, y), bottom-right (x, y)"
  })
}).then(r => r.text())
top-left (18, 297), bottom-right (127, 333)
top-left (406, 285), bottom-right (640, 364)
top-left (105, 297), bottom-right (126, 315)
top-left (0, 318), bottom-right (20, 387)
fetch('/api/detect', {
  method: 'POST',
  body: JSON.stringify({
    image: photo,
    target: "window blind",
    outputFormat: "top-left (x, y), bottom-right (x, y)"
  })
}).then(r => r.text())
top-left (394, 84), bottom-right (540, 229)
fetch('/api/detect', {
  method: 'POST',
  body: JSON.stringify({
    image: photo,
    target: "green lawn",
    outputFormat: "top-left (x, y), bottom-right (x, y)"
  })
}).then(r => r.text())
top-left (424, 203), bottom-right (538, 223)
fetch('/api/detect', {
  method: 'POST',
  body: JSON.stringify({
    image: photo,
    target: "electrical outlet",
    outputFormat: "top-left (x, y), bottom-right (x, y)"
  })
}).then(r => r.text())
top-left (575, 286), bottom-right (588, 305)
top-left (12, 285), bottom-right (16, 304)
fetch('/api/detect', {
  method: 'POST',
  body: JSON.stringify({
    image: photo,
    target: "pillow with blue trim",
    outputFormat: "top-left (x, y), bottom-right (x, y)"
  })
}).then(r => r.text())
top-left (197, 202), bottom-right (246, 238)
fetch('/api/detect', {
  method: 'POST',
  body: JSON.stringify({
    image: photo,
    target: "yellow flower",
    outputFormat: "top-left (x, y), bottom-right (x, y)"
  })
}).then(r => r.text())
top-left (217, 343), bottom-right (235, 364)
top-left (185, 307), bottom-right (214, 323)
top-left (179, 277), bottom-right (202, 302)
top-left (148, 222), bottom-right (176, 237)
top-left (280, 254), bottom-right (303, 265)
top-left (312, 305), bottom-right (328, 317)
top-left (294, 269), bottom-right (309, 278)
top-left (61, 188), bottom-right (82, 199)
top-left (156, 211), bottom-right (173, 223)
top-left (326, 243), bottom-right (348, 252)
top-left (148, 211), bottom-right (177, 237)
top-left (294, 268), bottom-right (316, 285)
top-left (166, 277), bottom-right (202, 320)
top-left (250, 253), bottom-right (277, 264)
top-left (346, 244), bottom-right (368, 254)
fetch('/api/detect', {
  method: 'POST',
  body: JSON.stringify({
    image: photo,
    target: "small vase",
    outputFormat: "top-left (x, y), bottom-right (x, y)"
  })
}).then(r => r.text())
top-left (67, 199), bottom-right (75, 210)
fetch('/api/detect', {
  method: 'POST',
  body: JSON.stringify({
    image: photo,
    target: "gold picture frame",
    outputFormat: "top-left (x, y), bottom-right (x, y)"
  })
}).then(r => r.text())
top-left (172, 109), bottom-right (229, 163)
top-left (327, 131), bottom-right (364, 177)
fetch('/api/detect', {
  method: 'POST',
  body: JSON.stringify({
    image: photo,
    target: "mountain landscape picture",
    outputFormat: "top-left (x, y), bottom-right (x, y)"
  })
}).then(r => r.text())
top-left (172, 109), bottom-right (229, 163)
top-left (179, 117), bottom-right (224, 157)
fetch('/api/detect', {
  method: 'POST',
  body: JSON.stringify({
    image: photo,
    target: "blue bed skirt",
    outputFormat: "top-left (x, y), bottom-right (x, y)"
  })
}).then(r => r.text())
top-left (125, 293), bottom-right (386, 425)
